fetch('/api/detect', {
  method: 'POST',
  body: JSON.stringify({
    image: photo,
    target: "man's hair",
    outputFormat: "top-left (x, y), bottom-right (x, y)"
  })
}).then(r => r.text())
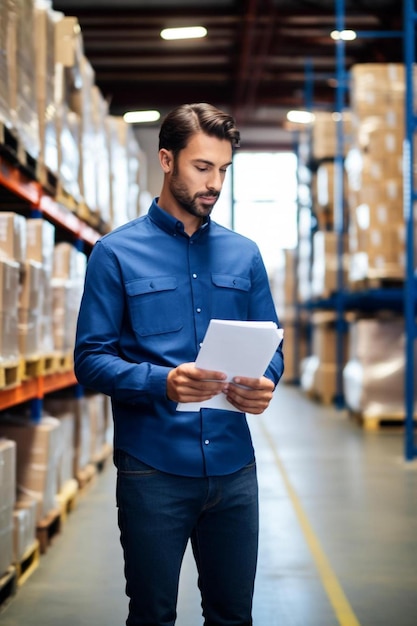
top-left (158, 103), bottom-right (240, 157)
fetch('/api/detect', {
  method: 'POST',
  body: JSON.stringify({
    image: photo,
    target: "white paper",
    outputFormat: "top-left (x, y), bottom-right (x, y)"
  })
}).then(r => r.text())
top-left (177, 319), bottom-right (284, 412)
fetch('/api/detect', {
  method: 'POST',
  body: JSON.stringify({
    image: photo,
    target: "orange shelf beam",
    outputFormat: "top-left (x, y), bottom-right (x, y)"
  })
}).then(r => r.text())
top-left (0, 371), bottom-right (77, 412)
top-left (43, 370), bottom-right (78, 395)
top-left (39, 194), bottom-right (100, 247)
top-left (0, 156), bottom-right (40, 205)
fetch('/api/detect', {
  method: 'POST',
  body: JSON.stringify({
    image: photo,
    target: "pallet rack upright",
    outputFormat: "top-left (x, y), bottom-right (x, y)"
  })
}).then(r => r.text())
top-left (403, 0), bottom-right (417, 461)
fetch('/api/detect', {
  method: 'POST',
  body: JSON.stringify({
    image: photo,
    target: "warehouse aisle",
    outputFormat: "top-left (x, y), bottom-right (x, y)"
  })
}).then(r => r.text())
top-left (1, 383), bottom-right (417, 626)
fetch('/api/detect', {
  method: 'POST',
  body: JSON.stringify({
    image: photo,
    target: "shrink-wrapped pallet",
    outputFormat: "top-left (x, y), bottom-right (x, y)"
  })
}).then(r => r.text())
top-left (0, 438), bottom-right (16, 576)
top-left (0, 416), bottom-right (61, 522)
top-left (343, 318), bottom-right (416, 418)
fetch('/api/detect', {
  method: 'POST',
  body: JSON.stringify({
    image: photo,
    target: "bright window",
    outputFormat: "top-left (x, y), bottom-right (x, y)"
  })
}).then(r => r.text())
top-left (215, 152), bottom-right (298, 275)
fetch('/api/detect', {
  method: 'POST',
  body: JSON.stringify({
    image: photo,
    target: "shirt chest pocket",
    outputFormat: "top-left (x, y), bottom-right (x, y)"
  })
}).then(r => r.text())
top-left (211, 274), bottom-right (251, 318)
top-left (126, 276), bottom-right (183, 336)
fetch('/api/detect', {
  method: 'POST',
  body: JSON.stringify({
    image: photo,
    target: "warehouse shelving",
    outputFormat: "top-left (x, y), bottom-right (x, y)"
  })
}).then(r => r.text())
top-left (0, 153), bottom-right (99, 422)
top-left (292, 0), bottom-right (416, 459)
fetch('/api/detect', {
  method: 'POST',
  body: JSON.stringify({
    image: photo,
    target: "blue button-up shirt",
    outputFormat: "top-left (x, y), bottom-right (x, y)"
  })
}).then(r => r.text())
top-left (74, 199), bottom-right (284, 477)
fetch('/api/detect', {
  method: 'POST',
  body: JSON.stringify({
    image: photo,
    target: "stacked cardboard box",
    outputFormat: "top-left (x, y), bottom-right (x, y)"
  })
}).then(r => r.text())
top-left (18, 258), bottom-right (43, 357)
top-left (0, 213), bottom-right (26, 362)
top-left (311, 231), bottom-right (349, 298)
top-left (0, 2), bottom-right (11, 126)
top-left (346, 63), bottom-right (413, 282)
top-left (0, 258), bottom-right (20, 362)
top-left (85, 392), bottom-right (109, 463)
top-left (25, 218), bottom-right (55, 353)
top-left (301, 311), bottom-right (348, 403)
top-left (91, 86), bottom-right (110, 224)
top-left (7, 0), bottom-right (39, 160)
top-left (0, 213), bottom-right (86, 361)
top-left (106, 115), bottom-right (143, 229)
top-left (13, 498), bottom-right (37, 563)
top-left (0, 416), bottom-right (61, 523)
top-left (34, 1), bottom-right (59, 177)
top-left (69, 54), bottom-right (96, 211)
top-left (276, 249), bottom-right (308, 382)
top-left (44, 390), bottom-right (104, 476)
top-left (51, 242), bottom-right (86, 353)
top-left (0, 439), bottom-right (16, 576)
top-left (311, 110), bottom-right (353, 161)
top-left (343, 317), bottom-right (416, 418)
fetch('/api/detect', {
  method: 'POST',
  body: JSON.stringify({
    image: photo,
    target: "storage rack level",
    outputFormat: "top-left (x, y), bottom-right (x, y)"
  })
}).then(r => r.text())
top-left (0, 151), bottom-right (99, 422)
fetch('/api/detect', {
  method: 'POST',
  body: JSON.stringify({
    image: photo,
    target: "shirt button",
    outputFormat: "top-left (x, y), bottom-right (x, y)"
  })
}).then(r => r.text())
top-left (204, 439), bottom-right (210, 445)
top-left (196, 308), bottom-right (201, 313)
top-left (192, 273), bottom-right (197, 279)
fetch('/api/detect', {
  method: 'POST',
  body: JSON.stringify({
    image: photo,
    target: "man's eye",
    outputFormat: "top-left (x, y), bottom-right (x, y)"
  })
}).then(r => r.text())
top-left (220, 168), bottom-right (228, 174)
top-left (196, 166), bottom-right (208, 172)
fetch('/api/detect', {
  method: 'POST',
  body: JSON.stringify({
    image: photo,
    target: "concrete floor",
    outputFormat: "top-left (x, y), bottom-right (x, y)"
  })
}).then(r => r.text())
top-left (1, 383), bottom-right (417, 626)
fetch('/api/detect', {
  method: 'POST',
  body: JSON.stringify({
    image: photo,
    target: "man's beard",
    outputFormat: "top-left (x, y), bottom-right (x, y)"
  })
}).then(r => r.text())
top-left (169, 171), bottom-right (219, 219)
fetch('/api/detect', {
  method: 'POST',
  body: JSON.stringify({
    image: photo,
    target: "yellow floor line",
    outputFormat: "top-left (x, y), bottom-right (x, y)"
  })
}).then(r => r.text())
top-left (259, 418), bottom-right (362, 626)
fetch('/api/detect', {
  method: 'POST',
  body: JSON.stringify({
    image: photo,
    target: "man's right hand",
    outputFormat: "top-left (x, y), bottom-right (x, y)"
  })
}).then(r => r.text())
top-left (167, 363), bottom-right (228, 403)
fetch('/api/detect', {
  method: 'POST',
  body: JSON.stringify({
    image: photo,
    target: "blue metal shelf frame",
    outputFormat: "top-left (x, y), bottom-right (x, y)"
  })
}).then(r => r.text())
top-left (333, 0), bottom-right (350, 408)
top-left (403, 0), bottom-right (417, 461)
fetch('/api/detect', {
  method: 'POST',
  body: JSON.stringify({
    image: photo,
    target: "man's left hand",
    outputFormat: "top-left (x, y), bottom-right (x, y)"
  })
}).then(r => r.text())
top-left (224, 376), bottom-right (275, 414)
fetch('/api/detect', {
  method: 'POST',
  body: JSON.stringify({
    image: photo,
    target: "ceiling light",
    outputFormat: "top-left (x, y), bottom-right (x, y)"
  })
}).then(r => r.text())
top-left (160, 26), bottom-right (207, 41)
top-left (331, 30), bottom-right (357, 41)
top-left (123, 110), bottom-right (161, 124)
top-left (286, 110), bottom-right (315, 124)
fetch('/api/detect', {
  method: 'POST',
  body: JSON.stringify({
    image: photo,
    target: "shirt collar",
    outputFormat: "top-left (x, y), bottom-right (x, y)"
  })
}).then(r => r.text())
top-left (148, 198), bottom-right (210, 237)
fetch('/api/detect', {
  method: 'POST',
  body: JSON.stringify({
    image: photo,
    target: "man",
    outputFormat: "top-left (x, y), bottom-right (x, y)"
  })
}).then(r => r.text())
top-left (74, 102), bottom-right (284, 626)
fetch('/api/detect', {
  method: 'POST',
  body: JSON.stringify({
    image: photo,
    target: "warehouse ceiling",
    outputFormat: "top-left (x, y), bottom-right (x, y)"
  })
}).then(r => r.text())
top-left (52, 0), bottom-right (403, 150)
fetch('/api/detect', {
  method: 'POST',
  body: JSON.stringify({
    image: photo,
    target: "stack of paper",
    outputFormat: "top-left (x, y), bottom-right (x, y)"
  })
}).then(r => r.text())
top-left (177, 319), bottom-right (284, 412)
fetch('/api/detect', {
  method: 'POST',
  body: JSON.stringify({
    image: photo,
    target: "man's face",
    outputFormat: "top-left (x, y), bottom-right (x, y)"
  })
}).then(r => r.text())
top-left (168, 132), bottom-right (233, 220)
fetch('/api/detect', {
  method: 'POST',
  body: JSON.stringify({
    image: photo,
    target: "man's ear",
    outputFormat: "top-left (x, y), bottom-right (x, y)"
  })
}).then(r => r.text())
top-left (159, 149), bottom-right (173, 173)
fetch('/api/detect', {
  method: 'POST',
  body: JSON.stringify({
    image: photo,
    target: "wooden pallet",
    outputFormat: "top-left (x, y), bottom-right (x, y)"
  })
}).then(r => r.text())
top-left (76, 463), bottom-right (97, 491)
top-left (36, 507), bottom-right (62, 554)
top-left (56, 183), bottom-right (83, 213)
top-left (17, 145), bottom-right (40, 182)
top-left (21, 352), bottom-right (65, 380)
top-left (0, 566), bottom-right (17, 613)
top-left (0, 121), bottom-right (20, 166)
top-left (16, 539), bottom-right (40, 587)
top-left (92, 442), bottom-right (113, 473)
top-left (40, 353), bottom-right (60, 376)
top-left (305, 388), bottom-right (337, 407)
top-left (38, 162), bottom-right (58, 197)
top-left (349, 410), bottom-right (414, 431)
top-left (349, 270), bottom-right (404, 292)
top-left (57, 478), bottom-right (79, 523)
top-left (56, 351), bottom-right (74, 374)
top-left (0, 359), bottom-right (21, 389)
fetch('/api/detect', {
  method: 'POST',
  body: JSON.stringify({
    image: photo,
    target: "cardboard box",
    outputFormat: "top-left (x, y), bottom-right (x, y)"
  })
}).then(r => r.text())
top-left (0, 258), bottom-right (20, 313)
top-left (26, 219), bottom-right (55, 274)
top-left (0, 417), bottom-right (62, 522)
top-left (0, 506), bottom-right (13, 576)
top-left (19, 260), bottom-right (43, 311)
top-left (0, 439), bottom-right (16, 577)
top-left (43, 396), bottom-right (91, 475)
top-left (13, 498), bottom-right (37, 562)
top-left (0, 439), bottom-right (16, 508)
top-left (0, 311), bottom-right (19, 363)
top-left (54, 16), bottom-right (84, 68)
top-left (18, 308), bottom-right (42, 358)
top-left (0, 213), bottom-right (26, 263)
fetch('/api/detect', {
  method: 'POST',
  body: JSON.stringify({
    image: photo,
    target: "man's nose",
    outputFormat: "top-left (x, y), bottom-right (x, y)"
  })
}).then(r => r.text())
top-left (206, 170), bottom-right (222, 192)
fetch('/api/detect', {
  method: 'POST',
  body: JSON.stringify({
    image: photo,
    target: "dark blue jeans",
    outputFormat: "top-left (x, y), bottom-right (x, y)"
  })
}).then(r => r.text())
top-left (114, 449), bottom-right (258, 626)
